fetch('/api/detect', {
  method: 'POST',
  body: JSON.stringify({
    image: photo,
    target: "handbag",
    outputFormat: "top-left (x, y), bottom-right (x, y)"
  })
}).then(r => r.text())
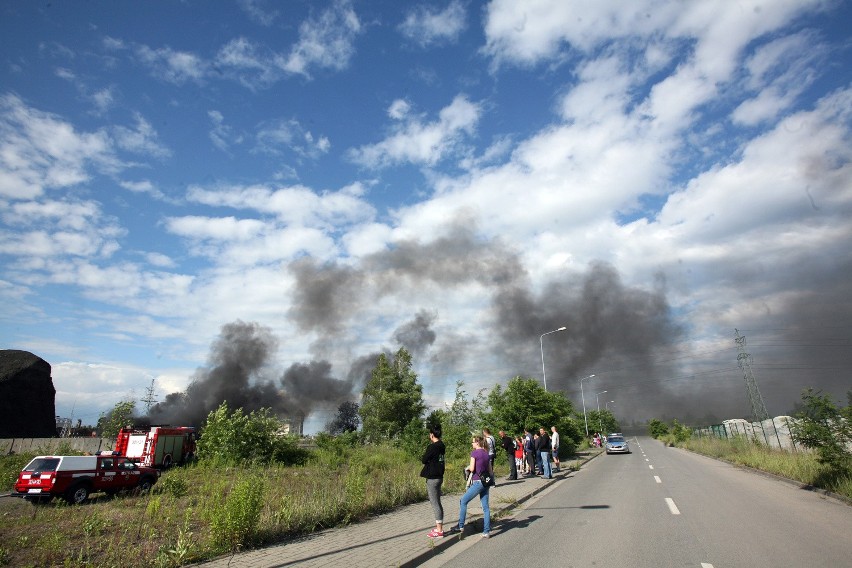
top-left (479, 469), bottom-right (496, 487)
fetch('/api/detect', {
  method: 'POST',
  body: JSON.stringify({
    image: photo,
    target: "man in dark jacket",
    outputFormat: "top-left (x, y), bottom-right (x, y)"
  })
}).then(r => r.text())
top-left (538, 427), bottom-right (552, 479)
top-left (421, 425), bottom-right (446, 537)
top-left (499, 430), bottom-right (517, 480)
top-left (523, 428), bottom-right (536, 477)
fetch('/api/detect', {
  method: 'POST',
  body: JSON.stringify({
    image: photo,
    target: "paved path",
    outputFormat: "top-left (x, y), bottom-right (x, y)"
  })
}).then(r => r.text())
top-left (197, 450), bottom-right (602, 568)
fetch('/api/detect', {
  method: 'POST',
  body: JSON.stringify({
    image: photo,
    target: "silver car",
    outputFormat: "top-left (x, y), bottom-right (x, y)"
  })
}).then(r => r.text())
top-left (605, 435), bottom-right (630, 454)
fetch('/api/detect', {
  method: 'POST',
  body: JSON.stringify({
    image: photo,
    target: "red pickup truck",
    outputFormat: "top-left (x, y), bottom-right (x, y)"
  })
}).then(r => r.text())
top-left (14, 453), bottom-right (160, 504)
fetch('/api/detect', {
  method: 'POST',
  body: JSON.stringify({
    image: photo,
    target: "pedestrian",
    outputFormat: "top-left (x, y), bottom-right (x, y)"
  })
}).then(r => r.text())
top-left (551, 426), bottom-right (560, 471)
top-left (421, 425), bottom-right (446, 538)
top-left (499, 430), bottom-right (517, 480)
top-left (523, 428), bottom-right (536, 477)
top-left (538, 427), bottom-right (552, 479)
top-left (455, 435), bottom-right (492, 538)
top-left (483, 428), bottom-right (497, 468)
top-left (533, 432), bottom-right (543, 474)
top-left (514, 436), bottom-right (525, 474)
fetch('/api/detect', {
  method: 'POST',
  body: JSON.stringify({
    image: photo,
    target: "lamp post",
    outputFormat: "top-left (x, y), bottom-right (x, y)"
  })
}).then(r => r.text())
top-left (539, 326), bottom-right (567, 392)
top-left (596, 390), bottom-right (608, 432)
top-left (580, 374), bottom-right (595, 436)
top-left (606, 400), bottom-right (615, 411)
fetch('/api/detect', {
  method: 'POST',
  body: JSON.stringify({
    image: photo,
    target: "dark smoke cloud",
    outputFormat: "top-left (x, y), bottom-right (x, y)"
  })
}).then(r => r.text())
top-left (149, 320), bottom-right (286, 427)
top-left (393, 309), bottom-right (437, 358)
top-left (279, 360), bottom-right (353, 414)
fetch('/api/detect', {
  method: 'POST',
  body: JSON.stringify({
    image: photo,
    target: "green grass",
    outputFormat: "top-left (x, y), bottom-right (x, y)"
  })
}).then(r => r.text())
top-left (0, 444), bottom-right (478, 567)
top-left (678, 436), bottom-right (852, 499)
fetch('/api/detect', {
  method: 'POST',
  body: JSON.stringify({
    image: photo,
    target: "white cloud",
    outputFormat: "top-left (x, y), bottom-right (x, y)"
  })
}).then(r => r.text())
top-left (111, 113), bottom-right (171, 158)
top-left (0, 94), bottom-right (116, 199)
top-left (237, 0), bottom-right (279, 27)
top-left (254, 118), bottom-right (330, 158)
top-left (399, 1), bottom-right (467, 47)
top-left (135, 44), bottom-right (207, 84)
top-left (277, 0), bottom-right (362, 77)
top-left (164, 215), bottom-right (266, 241)
top-left (348, 95), bottom-right (482, 168)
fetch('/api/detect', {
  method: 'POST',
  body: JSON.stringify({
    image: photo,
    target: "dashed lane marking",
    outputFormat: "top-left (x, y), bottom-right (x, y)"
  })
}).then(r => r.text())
top-left (649, 464), bottom-right (654, 470)
top-left (654, 476), bottom-right (661, 483)
top-left (665, 498), bottom-right (681, 515)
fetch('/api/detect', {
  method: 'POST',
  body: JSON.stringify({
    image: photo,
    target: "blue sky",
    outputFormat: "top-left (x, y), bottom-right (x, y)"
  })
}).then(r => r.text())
top-left (2, 0), bottom-right (851, 432)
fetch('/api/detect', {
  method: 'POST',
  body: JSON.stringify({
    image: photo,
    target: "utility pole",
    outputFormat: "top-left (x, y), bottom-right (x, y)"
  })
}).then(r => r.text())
top-left (141, 378), bottom-right (158, 415)
top-left (734, 329), bottom-right (769, 421)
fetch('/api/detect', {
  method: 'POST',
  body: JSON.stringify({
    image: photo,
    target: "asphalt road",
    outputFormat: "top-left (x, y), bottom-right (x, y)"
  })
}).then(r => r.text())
top-left (426, 437), bottom-right (852, 568)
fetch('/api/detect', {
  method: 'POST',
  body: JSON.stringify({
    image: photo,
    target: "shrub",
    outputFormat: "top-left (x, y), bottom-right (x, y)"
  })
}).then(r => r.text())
top-left (790, 388), bottom-right (852, 475)
top-left (648, 418), bottom-right (669, 439)
top-left (210, 478), bottom-right (265, 551)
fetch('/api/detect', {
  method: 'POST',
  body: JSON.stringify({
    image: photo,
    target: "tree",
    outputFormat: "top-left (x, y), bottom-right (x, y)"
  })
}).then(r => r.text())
top-left (486, 376), bottom-right (574, 434)
top-left (647, 418), bottom-right (669, 439)
top-left (790, 388), bottom-right (852, 474)
top-left (358, 348), bottom-right (425, 444)
top-left (98, 399), bottom-right (136, 439)
top-left (327, 401), bottom-right (360, 434)
top-left (197, 402), bottom-right (308, 465)
top-left (588, 409), bottom-right (619, 435)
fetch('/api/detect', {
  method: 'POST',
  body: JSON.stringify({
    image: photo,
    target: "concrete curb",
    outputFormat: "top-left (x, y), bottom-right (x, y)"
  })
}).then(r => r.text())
top-left (399, 449), bottom-right (604, 568)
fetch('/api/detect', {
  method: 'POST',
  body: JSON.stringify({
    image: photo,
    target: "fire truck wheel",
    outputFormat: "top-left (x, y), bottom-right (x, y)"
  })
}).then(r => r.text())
top-left (162, 454), bottom-right (173, 468)
top-left (137, 477), bottom-right (155, 494)
top-left (64, 484), bottom-right (90, 505)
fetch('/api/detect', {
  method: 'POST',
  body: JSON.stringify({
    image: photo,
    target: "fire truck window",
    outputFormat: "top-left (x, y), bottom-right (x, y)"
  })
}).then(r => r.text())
top-left (26, 458), bottom-right (60, 472)
top-left (101, 459), bottom-right (114, 469)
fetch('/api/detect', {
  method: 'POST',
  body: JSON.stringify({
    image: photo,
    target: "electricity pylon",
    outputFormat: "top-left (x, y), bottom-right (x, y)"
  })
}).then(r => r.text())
top-left (734, 329), bottom-right (769, 421)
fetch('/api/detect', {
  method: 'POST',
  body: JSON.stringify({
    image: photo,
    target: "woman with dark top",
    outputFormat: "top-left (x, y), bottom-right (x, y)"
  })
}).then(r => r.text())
top-left (421, 425), bottom-right (446, 538)
top-left (455, 435), bottom-right (492, 538)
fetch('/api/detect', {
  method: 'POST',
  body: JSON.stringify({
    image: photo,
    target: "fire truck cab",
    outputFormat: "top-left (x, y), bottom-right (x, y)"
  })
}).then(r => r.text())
top-left (114, 426), bottom-right (197, 468)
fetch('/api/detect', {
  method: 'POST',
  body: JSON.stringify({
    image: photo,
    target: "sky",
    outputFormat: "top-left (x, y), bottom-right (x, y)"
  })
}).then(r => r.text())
top-left (1, 0), bottom-right (850, 434)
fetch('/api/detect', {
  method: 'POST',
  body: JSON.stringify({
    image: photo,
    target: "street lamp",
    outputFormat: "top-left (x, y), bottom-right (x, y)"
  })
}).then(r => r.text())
top-left (606, 400), bottom-right (615, 411)
top-left (580, 374), bottom-right (595, 436)
top-left (595, 390), bottom-right (608, 413)
top-left (539, 326), bottom-right (567, 392)
top-left (596, 390), bottom-right (608, 432)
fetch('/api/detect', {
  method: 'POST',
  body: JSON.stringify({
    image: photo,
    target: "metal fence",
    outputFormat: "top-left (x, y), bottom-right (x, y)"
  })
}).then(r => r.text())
top-left (692, 416), bottom-right (801, 452)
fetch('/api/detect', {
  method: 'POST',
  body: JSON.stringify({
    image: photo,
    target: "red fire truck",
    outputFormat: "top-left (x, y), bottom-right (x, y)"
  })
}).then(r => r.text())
top-left (114, 426), bottom-right (197, 468)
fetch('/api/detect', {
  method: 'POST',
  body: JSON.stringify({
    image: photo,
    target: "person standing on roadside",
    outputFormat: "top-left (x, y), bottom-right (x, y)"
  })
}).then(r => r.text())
top-left (499, 430), bottom-right (517, 480)
top-left (456, 435), bottom-right (493, 538)
top-left (523, 428), bottom-right (536, 477)
top-left (551, 426), bottom-right (561, 472)
top-left (483, 428), bottom-right (497, 468)
top-left (538, 427), bottom-right (552, 479)
top-left (421, 425), bottom-right (446, 538)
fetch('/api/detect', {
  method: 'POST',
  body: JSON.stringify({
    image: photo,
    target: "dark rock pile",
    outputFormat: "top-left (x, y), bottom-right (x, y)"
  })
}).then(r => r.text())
top-left (0, 350), bottom-right (56, 437)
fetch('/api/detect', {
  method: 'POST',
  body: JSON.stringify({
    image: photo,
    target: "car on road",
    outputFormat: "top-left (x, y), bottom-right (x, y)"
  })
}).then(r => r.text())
top-left (605, 435), bottom-right (630, 454)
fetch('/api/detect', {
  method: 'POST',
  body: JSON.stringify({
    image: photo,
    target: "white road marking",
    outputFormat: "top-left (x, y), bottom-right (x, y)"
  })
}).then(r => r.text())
top-left (654, 476), bottom-right (661, 483)
top-left (649, 464), bottom-right (654, 470)
top-left (665, 498), bottom-right (681, 515)
top-left (645, 458), bottom-right (649, 461)
top-left (701, 564), bottom-right (714, 568)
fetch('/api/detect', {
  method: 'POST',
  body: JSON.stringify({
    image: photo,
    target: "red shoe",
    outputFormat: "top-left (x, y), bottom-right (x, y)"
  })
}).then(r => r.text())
top-left (427, 529), bottom-right (444, 538)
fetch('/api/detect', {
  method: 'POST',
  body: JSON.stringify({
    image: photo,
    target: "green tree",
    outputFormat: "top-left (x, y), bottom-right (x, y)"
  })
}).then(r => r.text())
top-left (486, 376), bottom-right (578, 440)
top-left (98, 399), bottom-right (136, 439)
top-left (327, 401), bottom-right (360, 434)
top-left (588, 409), bottom-right (619, 435)
top-left (358, 348), bottom-right (425, 444)
top-left (790, 388), bottom-right (852, 474)
top-left (647, 418), bottom-right (669, 439)
top-left (439, 382), bottom-right (488, 462)
top-left (197, 402), bottom-right (307, 465)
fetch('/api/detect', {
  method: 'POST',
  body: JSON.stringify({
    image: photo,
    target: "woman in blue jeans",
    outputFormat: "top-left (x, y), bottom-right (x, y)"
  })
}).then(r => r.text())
top-left (456, 435), bottom-right (492, 538)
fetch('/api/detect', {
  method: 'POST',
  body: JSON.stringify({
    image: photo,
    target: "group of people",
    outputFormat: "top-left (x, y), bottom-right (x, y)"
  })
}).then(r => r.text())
top-left (419, 425), bottom-right (561, 540)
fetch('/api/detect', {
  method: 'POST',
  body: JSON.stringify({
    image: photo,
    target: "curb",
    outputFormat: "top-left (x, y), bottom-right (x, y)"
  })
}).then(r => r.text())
top-left (400, 449), bottom-right (604, 567)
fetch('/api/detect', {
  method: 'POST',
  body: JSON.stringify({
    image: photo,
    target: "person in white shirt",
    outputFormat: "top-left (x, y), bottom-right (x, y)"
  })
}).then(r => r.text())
top-left (550, 426), bottom-right (561, 471)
